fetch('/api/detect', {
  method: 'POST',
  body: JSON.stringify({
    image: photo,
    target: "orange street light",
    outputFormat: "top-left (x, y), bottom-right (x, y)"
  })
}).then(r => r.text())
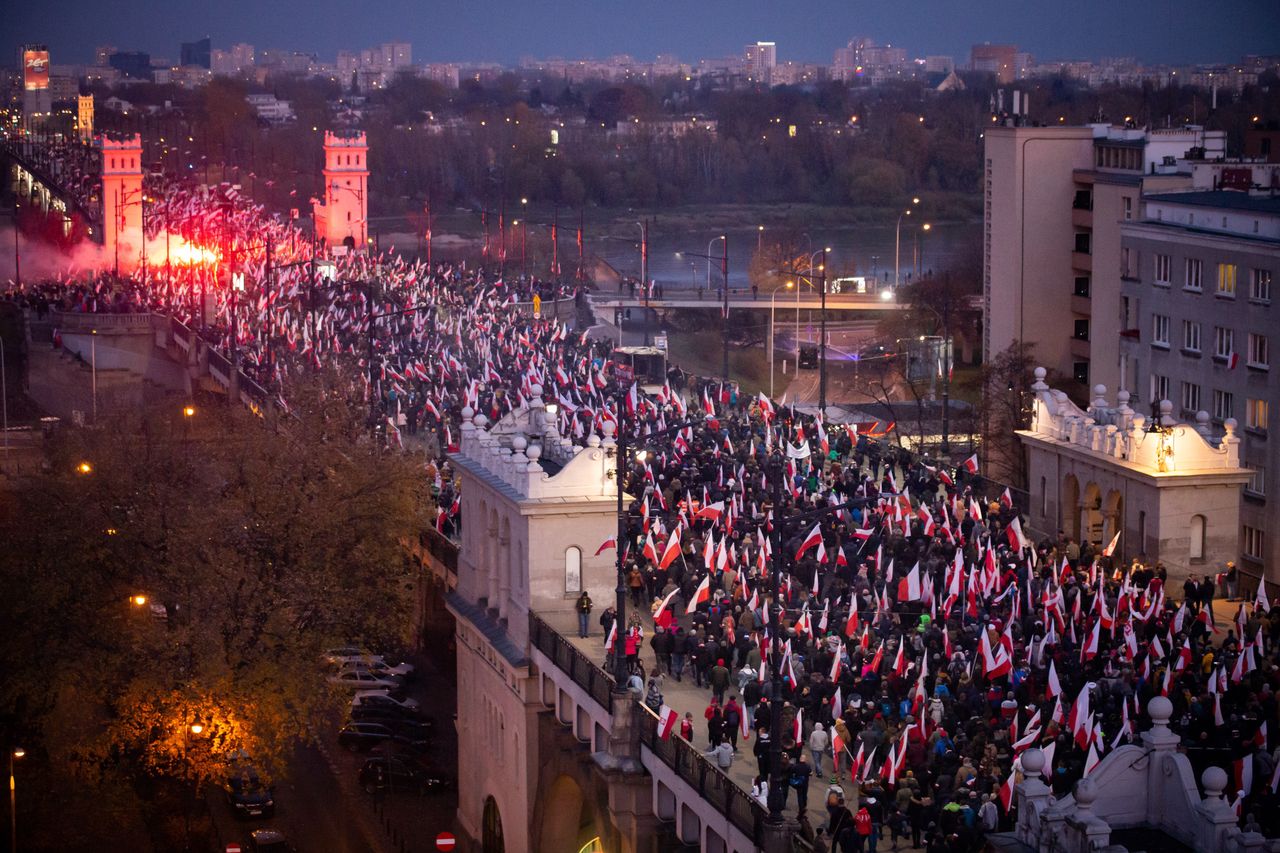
top-left (76, 461), bottom-right (93, 475)
top-left (182, 405), bottom-right (196, 418)
top-left (190, 724), bottom-right (203, 735)
top-left (131, 595), bottom-right (147, 607)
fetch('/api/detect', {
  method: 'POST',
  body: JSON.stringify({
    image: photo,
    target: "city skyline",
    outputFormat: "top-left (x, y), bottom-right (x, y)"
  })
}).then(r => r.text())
top-left (7, 0), bottom-right (1279, 70)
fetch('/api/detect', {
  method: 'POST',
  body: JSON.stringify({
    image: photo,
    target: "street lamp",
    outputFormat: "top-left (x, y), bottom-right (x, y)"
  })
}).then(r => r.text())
top-left (131, 595), bottom-right (147, 607)
top-left (189, 724), bottom-right (203, 735)
top-left (915, 222), bottom-right (932, 279)
top-left (76, 461), bottom-right (93, 475)
top-left (769, 281), bottom-right (794, 397)
top-left (894, 197), bottom-right (921, 288)
top-left (9, 746), bottom-right (23, 853)
top-left (182, 405), bottom-right (195, 418)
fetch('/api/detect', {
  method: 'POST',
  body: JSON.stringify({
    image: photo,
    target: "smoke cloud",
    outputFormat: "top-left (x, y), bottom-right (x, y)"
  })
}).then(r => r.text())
top-left (0, 226), bottom-right (110, 286)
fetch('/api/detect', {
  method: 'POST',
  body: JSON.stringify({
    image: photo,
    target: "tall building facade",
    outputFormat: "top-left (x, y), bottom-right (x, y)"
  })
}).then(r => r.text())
top-left (743, 41), bottom-right (776, 83)
top-left (983, 123), bottom-right (1227, 394)
top-left (971, 44), bottom-right (1018, 83)
top-left (312, 131), bottom-right (368, 250)
top-left (1118, 191), bottom-right (1280, 581)
top-left (180, 36), bottom-right (211, 69)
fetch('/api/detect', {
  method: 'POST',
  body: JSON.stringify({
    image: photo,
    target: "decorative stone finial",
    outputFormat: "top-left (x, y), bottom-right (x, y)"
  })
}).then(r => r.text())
top-left (1148, 695), bottom-right (1172, 724)
top-left (1202, 766), bottom-right (1228, 800)
top-left (511, 435), bottom-right (528, 453)
top-left (461, 405), bottom-right (474, 420)
top-left (601, 421), bottom-right (616, 439)
top-left (1224, 418), bottom-right (1238, 437)
top-left (1092, 384), bottom-right (1108, 408)
top-left (474, 413), bottom-right (488, 428)
top-left (530, 383), bottom-right (543, 398)
top-left (1117, 390), bottom-right (1131, 410)
top-left (1021, 748), bottom-right (1045, 776)
top-left (1032, 367), bottom-right (1049, 392)
top-left (1074, 778), bottom-right (1098, 808)
top-left (526, 443), bottom-right (542, 462)
top-left (586, 434), bottom-right (601, 448)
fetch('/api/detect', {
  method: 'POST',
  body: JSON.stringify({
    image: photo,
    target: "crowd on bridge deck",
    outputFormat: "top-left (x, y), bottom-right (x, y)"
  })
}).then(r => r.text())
top-left (5, 133), bottom-right (103, 222)
top-left (8, 172), bottom-right (1280, 852)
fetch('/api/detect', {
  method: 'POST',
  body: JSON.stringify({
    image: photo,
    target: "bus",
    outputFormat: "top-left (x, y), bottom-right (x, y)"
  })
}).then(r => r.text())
top-left (610, 346), bottom-right (668, 394)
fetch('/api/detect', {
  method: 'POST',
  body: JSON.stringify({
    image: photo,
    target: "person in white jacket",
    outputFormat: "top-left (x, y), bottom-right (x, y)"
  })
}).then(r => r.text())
top-left (809, 722), bottom-right (830, 776)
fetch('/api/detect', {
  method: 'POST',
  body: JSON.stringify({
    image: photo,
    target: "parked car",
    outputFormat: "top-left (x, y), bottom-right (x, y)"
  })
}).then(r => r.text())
top-left (357, 756), bottom-right (453, 795)
top-left (352, 689), bottom-right (420, 712)
top-left (348, 709), bottom-right (435, 737)
top-left (337, 722), bottom-right (430, 754)
top-left (321, 646), bottom-right (376, 667)
top-left (327, 669), bottom-right (401, 691)
top-left (248, 828), bottom-right (294, 853)
top-left (225, 767), bottom-right (275, 819)
top-left (339, 660), bottom-right (414, 680)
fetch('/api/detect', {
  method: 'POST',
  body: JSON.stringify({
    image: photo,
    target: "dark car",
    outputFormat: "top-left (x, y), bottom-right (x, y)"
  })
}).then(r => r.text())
top-left (348, 706), bottom-right (435, 735)
top-left (358, 756), bottom-right (453, 795)
top-left (226, 768), bottom-right (275, 819)
top-left (337, 722), bottom-right (430, 754)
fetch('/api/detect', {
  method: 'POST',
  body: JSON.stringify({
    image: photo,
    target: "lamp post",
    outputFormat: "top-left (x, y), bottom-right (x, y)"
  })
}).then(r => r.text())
top-left (894, 197), bottom-right (920, 288)
top-left (915, 222), bottom-right (931, 279)
top-left (680, 238), bottom-right (729, 381)
top-left (9, 746), bottom-right (23, 853)
top-left (637, 220), bottom-right (649, 345)
top-left (769, 281), bottom-right (794, 398)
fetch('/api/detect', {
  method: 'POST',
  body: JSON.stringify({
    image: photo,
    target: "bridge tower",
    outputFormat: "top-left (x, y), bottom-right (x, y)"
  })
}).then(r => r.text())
top-left (100, 134), bottom-right (143, 272)
top-left (76, 94), bottom-right (94, 141)
top-left (312, 130), bottom-right (368, 252)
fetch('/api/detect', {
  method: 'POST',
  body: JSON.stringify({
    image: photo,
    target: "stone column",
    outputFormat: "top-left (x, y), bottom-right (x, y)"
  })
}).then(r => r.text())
top-left (1196, 765), bottom-right (1241, 852)
top-left (1141, 696), bottom-right (1181, 829)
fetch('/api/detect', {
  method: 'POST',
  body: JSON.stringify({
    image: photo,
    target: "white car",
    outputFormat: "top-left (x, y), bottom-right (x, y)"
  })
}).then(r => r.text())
top-left (321, 646), bottom-right (378, 667)
top-left (352, 690), bottom-right (421, 712)
top-left (327, 669), bottom-right (401, 691)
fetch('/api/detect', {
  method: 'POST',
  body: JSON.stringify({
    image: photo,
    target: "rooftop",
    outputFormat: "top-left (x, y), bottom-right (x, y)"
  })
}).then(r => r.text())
top-left (1144, 190), bottom-right (1280, 215)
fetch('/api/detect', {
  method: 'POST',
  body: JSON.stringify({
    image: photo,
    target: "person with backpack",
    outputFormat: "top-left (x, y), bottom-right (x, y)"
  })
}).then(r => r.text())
top-left (853, 802), bottom-right (873, 851)
top-left (723, 695), bottom-right (743, 751)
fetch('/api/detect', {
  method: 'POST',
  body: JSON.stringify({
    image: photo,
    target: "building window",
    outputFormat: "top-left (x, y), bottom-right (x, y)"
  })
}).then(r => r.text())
top-left (1074, 233), bottom-right (1091, 254)
top-left (1189, 514), bottom-right (1206, 561)
top-left (1074, 319), bottom-right (1090, 341)
top-left (1251, 268), bottom-right (1272, 303)
top-left (1121, 247), bottom-right (1134, 278)
top-left (564, 546), bottom-right (582, 593)
top-left (1152, 314), bottom-right (1170, 348)
top-left (1217, 263), bottom-right (1238, 297)
top-left (1181, 381), bottom-right (1201, 414)
top-left (1151, 374), bottom-right (1170, 405)
top-left (1246, 468), bottom-right (1266, 497)
top-left (1182, 320), bottom-right (1201, 353)
top-left (1123, 196), bottom-right (1133, 220)
top-left (1248, 333), bottom-right (1269, 369)
top-left (1185, 258), bottom-right (1203, 291)
top-left (1154, 254), bottom-right (1171, 287)
top-left (1213, 389), bottom-right (1234, 421)
top-left (1040, 477), bottom-right (1047, 517)
top-left (1246, 398), bottom-right (1270, 433)
top-left (1214, 326), bottom-right (1234, 360)
top-left (1073, 362), bottom-right (1089, 385)
top-left (1244, 525), bottom-right (1265, 560)
top-left (1074, 276), bottom-right (1091, 297)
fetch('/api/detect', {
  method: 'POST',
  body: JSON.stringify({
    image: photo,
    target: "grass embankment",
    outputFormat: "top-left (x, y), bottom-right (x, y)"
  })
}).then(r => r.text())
top-left (665, 330), bottom-right (770, 397)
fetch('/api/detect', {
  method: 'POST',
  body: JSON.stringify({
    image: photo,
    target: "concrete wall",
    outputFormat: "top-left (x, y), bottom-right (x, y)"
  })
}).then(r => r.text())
top-left (984, 127), bottom-right (1094, 373)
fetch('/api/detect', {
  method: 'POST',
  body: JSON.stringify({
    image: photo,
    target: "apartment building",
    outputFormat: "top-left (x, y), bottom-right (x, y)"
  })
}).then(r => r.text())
top-left (984, 123), bottom-right (1227, 395)
top-left (1118, 191), bottom-right (1280, 581)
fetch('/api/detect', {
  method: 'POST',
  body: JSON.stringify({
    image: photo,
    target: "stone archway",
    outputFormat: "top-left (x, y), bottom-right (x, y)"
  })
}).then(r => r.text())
top-left (1061, 474), bottom-right (1080, 542)
top-left (536, 774), bottom-right (603, 853)
top-left (1103, 489), bottom-right (1124, 553)
top-left (483, 795), bottom-right (505, 853)
top-left (1081, 482), bottom-right (1103, 546)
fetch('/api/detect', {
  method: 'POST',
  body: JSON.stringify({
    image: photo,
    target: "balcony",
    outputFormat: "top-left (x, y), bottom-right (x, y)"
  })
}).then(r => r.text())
top-left (1070, 338), bottom-right (1091, 358)
top-left (1072, 207), bottom-right (1093, 228)
top-left (1071, 295), bottom-right (1091, 316)
top-left (1072, 252), bottom-right (1093, 273)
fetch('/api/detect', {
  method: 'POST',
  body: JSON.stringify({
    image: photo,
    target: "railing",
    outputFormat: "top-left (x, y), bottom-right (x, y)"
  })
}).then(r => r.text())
top-left (50, 309), bottom-right (155, 332)
top-left (529, 613), bottom-right (615, 710)
top-left (418, 526), bottom-right (459, 574)
top-left (637, 703), bottom-right (766, 841)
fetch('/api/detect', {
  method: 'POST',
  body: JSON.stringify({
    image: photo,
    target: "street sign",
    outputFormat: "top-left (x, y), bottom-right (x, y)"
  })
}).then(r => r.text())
top-left (435, 831), bottom-right (456, 851)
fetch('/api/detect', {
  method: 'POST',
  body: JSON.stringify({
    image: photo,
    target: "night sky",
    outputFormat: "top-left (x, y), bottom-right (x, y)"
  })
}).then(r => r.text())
top-left (6, 0), bottom-right (1278, 68)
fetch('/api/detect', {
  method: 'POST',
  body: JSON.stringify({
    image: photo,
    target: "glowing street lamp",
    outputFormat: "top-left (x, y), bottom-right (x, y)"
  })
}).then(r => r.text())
top-left (189, 724), bottom-right (203, 735)
top-left (76, 461), bottom-right (93, 475)
top-left (182, 405), bottom-right (195, 418)
top-left (9, 746), bottom-right (24, 853)
top-left (131, 595), bottom-right (147, 607)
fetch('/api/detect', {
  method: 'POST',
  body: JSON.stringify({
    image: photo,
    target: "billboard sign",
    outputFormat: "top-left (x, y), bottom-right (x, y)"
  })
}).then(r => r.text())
top-left (23, 48), bottom-right (50, 91)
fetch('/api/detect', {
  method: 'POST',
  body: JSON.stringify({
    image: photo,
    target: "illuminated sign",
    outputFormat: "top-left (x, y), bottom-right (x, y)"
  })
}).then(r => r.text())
top-left (23, 48), bottom-right (50, 91)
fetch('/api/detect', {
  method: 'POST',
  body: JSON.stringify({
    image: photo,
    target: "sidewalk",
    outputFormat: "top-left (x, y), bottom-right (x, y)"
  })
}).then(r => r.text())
top-left (545, 610), bottom-right (917, 845)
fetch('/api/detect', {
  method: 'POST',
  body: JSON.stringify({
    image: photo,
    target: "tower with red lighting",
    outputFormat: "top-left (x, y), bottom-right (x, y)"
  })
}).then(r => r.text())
top-left (312, 130), bottom-right (369, 251)
top-left (99, 133), bottom-right (144, 272)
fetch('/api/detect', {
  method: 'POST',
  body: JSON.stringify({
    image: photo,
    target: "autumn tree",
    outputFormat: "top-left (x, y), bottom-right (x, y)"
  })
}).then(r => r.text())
top-left (0, 389), bottom-right (430, 792)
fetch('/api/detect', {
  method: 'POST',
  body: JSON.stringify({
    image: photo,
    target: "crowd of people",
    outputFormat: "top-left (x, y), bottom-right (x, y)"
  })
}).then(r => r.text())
top-left (9, 170), bottom-right (1278, 852)
top-left (4, 133), bottom-right (103, 222)
top-left (592, 402), bottom-right (1279, 852)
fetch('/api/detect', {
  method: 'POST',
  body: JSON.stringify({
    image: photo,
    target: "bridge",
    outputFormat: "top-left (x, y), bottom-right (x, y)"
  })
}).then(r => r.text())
top-left (1, 131), bottom-right (104, 241)
top-left (591, 288), bottom-right (905, 312)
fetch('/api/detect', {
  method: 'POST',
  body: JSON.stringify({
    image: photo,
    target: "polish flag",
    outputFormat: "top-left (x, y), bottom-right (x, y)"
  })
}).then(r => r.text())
top-left (1256, 577), bottom-right (1271, 613)
top-left (1083, 742), bottom-right (1101, 777)
top-left (642, 531), bottom-right (659, 564)
top-left (893, 639), bottom-right (908, 678)
top-left (844, 601), bottom-right (860, 638)
top-left (653, 588), bottom-right (680, 623)
top-left (659, 525), bottom-right (684, 570)
top-left (961, 454), bottom-right (979, 474)
top-left (999, 767), bottom-right (1017, 813)
top-left (1007, 516), bottom-right (1028, 552)
top-left (696, 501), bottom-right (725, 521)
top-left (1102, 530), bottom-right (1122, 558)
top-left (595, 537), bottom-right (616, 556)
top-left (898, 562), bottom-right (923, 602)
top-left (796, 524), bottom-right (823, 560)
top-left (686, 575), bottom-right (711, 614)
top-left (604, 620), bottom-right (617, 652)
top-left (1046, 660), bottom-right (1062, 699)
top-left (657, 705), bottom-right (679, 740)
top-left (1000, 487), bottom-right (1014, 508)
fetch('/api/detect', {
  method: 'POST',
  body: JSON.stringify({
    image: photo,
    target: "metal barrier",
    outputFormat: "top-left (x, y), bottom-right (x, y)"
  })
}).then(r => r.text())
top-left (49, 309), bottom-right (155, 332)
top-left (529, 613), bottom-right (615, 710)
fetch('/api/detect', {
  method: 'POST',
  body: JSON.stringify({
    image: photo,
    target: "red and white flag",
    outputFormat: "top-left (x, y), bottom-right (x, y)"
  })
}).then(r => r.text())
top-left (796, 524), bottom-right (823, 560)
top-left (685, 575), bottom-right (712, 614)
top-left (653, 588), bottom-right (681, 623)
top-left (659, 525), bottom-right (684, 570)
top-left (898, 562), bottom-right (923, 602)
top-left (999, 767), bottom-right (1017, 813)
top-left (1102, 530), bottom-right (1122, 558)
top-left (961, 454), bottom-right (979, 474)
top-left (595, 537), bottom-right (616, 556)
top-left (657, 705), bottom-right (679, 740)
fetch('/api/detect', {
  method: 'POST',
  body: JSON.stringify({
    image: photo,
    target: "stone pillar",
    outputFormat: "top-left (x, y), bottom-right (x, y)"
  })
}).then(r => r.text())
top-left (1068, 778), bottom-right (1111, 850)
top-left (1015, 748), bottom-right (1053, 848)
top-left (760, 817), bottom-right (799, 853)
top-left (1196, 765), bottom-right (1241, 852)
top-left (1141, 696), bottom-right (1181, 829)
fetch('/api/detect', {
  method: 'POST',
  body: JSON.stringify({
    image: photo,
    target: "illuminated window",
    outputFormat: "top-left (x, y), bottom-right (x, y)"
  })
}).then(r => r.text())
top-left (1217, 263), bottom-right (1237, 297)
top-left (565, 547), bottom-right (582, 593)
